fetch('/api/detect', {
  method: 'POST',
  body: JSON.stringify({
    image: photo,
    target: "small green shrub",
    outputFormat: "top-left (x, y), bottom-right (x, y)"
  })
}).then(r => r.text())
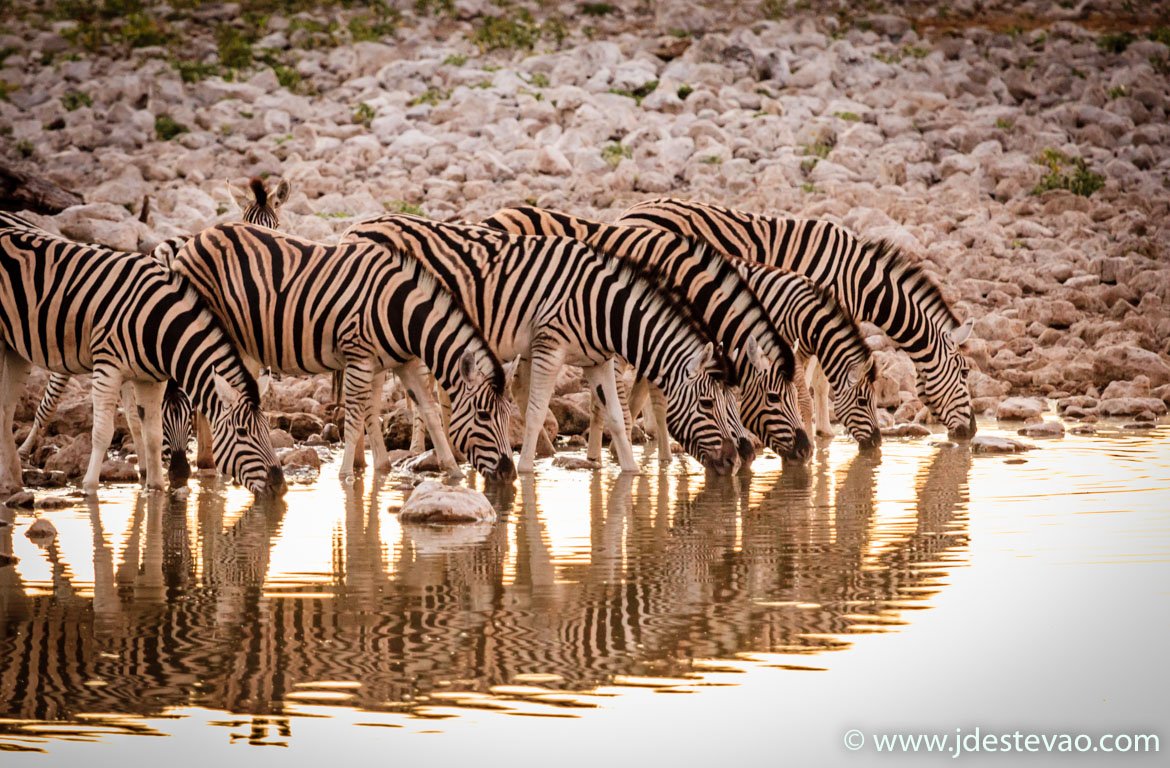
top-left (995, 117), bottom-right (1014, 130)
top-left (677, 83), bottom-right (693, 99)
top-left (154, 114), bottom-right (188, 141)
top-left (1032, 149), bottom-right (1104, 197)
top-left (122, 11), bottom-right (170, 48)
top-left (16, 139), bottom-right (34, 158)
top-left (601, 142), bottom-right (631, 167)
top-left (348, 4), bottom-right (400, 42)
top-left (407, 87), bottom-right (448, 107)
top-left (833, 110), bottom-right (860, 121)
top-left (761, 0), bottom-right (787, 20)
top-left (802, 140), bottom-right (832, 159)
top-left (528, 71), bottom-right (549, 88)
top-left (1097, 31), bottom-right (1136, 54)
top-left (443, 53), bottom-right (467, 66)
top-left (472, 13), bottom-right (542, 52)
top-left (384, 200), bottom-right (426, 216)
top-left (61, 90), bottom-right (92, 110)
top-left (1107, 85), bottom-right (1127, 99)
top-left (216, 25), bottom-right (254, 69)
top-left (173, 59), bottom-right (219, 83)
top-left (609, 80), bottom-right (658, 105)
top-left (580, 2), bottom-right (615, 15)
top-left (353, 102), bottom-right (375, 126)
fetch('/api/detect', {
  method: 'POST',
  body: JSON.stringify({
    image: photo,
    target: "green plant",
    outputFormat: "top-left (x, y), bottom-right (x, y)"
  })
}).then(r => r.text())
top-left (700, 155), bottom-right (722, 165)
top-left (472, 12), bottom-right (542, 52)
top-left (1107, 85), bottom-right (1127, 99)
top-left (528, 71), bottom-right (549, 88)
top-left (0, 80), bottom-right (14, 102)
top-left (415, 0), bottom-right (455, 14)
top-left (995, 117), bottom-right (1014, 130)
top-left (903, 44), bottom-right (929, 59)
top-left (16, 139), bottom-right (34, 158)
top-left (801, 181), bottom-right (815, 193)
top-left (61, 90), bottom-right (92, 110)
top-left (1149, 27), bottom-right (1170, 46)
top-left (761, 0), bottom-right (787, 20)
top-left (122, 11), bottom-right (170, 48)
top-left (833, 110), bottom-right (860, 122)
top-left (677, 83), bottom-right (693, 99)
top-left (348, 4), bottom-right (400, 42)
top-left (609, 80), bottom-right (658, 106)
top-left (315, 211), bottom-right (351, 219)
top-left (271, 62), bottom-right (301, 90)
top-left (601, 142), bottom-right (631, 167)
top-left (384, 199), bottom-right (425, 216)
top-left (802, 140), bottom-right (832, 159)
top-left (173, 59), bottom-right (219, 83)
top-left (216, 25), bottom-right (254, 69)
top-left (154, 114), bottom-right (187, 141)
top-left (1097, 31), bottom-right (1136, 54)
top-left (580, 2), bottom-right (615, 15)
top-left (408, 87), bottom-right (448, 106)
top-left (1032, 149), bottom-right (1105, 197)
top-left (353, 102), bottom-right (375, 126)
top-left (443, 53), bottom-right (467, 66)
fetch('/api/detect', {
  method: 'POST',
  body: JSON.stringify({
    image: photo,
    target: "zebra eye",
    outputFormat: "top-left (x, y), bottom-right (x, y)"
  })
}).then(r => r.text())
top-left (857, 397), bottom-right (869, 407)
top-left (766, 392), bottom-right (782, 404)
top-left (698, 397), bottom-right (715, 409)
top-left (235, 426), bottom-right (248, 437)
top-left (476, 409), bottom-right (491, 420)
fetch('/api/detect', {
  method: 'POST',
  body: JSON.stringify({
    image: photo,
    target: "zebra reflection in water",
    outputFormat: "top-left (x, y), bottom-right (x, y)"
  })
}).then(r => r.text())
top-left (0, 448), bottom-right (970, 744)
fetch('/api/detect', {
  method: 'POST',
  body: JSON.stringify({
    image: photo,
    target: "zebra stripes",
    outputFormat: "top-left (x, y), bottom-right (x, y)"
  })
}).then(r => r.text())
top-left (480, 206), bottom-right (813, 462)
top-left (227, 176), bottom-right (289, 231)
top-left (0, 213), bottom-right (284, 496)
top-left (618, 199), bottom-right (976, 439)
top-left (171, 223), bottom-right (516, 480)
top-left (340, 214), bottom-right (749, 474)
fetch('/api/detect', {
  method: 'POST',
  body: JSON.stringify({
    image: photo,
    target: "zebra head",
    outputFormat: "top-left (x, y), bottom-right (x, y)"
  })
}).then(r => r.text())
top-left (833, 358), bottom-right (882, 450)
top-left (227, 177), bottom-right (290, 230)
top-left (916, 319), bottom-right (976, 440)
top-left (448, 351), bottom-right (516, 481)
top-left (664, 342), bottom-right (747, 476)
top-left (735, 336), bottom-right (812, 464)
top-left (210, 372), bottom-right (286, 497)
top-left (161, 380), bottom-right (194, 484)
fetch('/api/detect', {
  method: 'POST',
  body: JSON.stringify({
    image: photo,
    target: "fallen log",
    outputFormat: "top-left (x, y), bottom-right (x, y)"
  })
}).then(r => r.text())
top-left (0, 160), bottom-right (83, 214)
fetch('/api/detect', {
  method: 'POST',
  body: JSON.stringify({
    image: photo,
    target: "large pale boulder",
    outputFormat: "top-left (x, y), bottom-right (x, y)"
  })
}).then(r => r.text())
top-left (399, 481), bottom-right (496, 524)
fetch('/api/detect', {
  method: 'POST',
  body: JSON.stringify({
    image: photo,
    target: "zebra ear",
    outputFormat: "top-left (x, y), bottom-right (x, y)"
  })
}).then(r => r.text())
top-left (227, 179), bottom-right (251, 210)
top-left (846, 357), bottom-right (874, 388)
top-left (460, 350), bottom-right (485, 389)
top-left (213, 373), bottom-right (242, 406)
top-left (271, 179), bottom-right (291, 208)
top-left (257, 368), bottom-right (272, 398)
top-left (686, 342), bottom-right (715, 379)
top-left (745, 335), bottom-right (769, 372)
top-left (948, 317), bottom-right (974, 346)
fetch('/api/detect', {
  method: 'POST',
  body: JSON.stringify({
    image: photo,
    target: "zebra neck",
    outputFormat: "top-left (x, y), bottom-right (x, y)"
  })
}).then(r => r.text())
top-left (599, 278), bottom-right (700, 392)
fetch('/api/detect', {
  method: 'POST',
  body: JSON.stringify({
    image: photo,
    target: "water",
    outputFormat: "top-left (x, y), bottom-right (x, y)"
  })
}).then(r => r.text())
top-left (2, 416), bottom-right (1168, 766)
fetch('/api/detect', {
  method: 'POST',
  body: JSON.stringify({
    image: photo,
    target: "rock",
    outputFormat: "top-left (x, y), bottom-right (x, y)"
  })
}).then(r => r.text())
top-left (281, 446), bottom-right (322, 469)
top-left (287, 412), bottom-right (324, 440)
top-left (402, 450), bottom-right (444, 473)
top-left (4, 492), bottom-right (34, 509)
top-left (880, 422), bottom-right (932, 438)
top-left (398, 480), bottom-right (496, 524)
top-left (533, 145), bottom-right (572, 175)
top-left (1100, 376), bottom-right (1151, 400)
top-left (43, 434), bottom-right (93, 478)
top-left (1017, 421), bottom-right (1065, 438)
top-left (971, 435), bottom-right (1033, 454)
top-left (1069, 425), bottom-right (1097, 436)
top-left (996, 397), bottom-right (1045, 421)
top-left (1096, 398), bottom-right (1168, 417)
top-left (321, 423), bottom-right (340, 443)
top-left (548, 395), bottom-right (592, 436)
top-left (27, 517), bottom-right (59, 539)
top-left (551, 455), bottom-right (600, 470)
top-left (270, 428), bottom-right (295, 449)
top-left (100, 460), bottom-right (140, 483)
top-left (1093, 346), bottom-right (1170, 388)
top-left (0, 553), bottom-right (18, 567)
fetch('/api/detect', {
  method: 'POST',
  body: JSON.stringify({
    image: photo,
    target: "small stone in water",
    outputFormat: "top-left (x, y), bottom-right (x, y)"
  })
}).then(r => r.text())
top-left (1017, 421), bottom-right (1064, 438)
top-left (552, 455), bottom-right (599, 470)
top-left (26, 517), bottom-right (58, 538)
top-left (399, 481), bottom-right (496, 524)
top-left (4, 491), bottom-right (35, 509)
top-left (34, 496), bottom-right (70, 510)
top-left (971, 435), bottom-right (1033, 454)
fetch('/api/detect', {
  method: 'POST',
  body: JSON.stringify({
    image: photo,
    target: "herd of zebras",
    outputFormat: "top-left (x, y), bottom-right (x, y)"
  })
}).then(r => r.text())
top-left (0, 179), bottom-right (977, 499)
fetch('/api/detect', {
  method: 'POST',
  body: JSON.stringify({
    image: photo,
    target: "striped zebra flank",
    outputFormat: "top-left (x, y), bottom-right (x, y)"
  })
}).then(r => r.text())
top-left (18, 181), bottom-right (291, 480)
top-left (171, 222), bottom-right (516, 480)
top-left (0, 212), bottom-right (284, 497)
top-left (481, 205), bottom-right (815, 462)
top-left (618, 199), bottom-right (977, 439)
top-left (340, 214), bottom-right (749, 475)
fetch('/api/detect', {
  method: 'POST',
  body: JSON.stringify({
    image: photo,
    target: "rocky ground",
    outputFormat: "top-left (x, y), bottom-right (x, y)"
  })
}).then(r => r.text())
top-left (1, 0), bottom-right (1168, 479)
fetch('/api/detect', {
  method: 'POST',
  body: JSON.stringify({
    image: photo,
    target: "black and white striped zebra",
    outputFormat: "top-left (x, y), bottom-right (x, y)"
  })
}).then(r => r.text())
top-left (618, 199), bottom-right (976, 439)
top-left (0, 213), bottom-right (285, 497)
top-left (340, 215), bottom-right (749, 475)
top-left (227, 176), bottom-right (289, 231)
top-left (480, 206), bottom-right (814, 462)
top-left (172, 223), bottom-right (516, 480)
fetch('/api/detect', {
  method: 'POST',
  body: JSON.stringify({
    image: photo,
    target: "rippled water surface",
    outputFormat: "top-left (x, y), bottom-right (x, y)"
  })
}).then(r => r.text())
top-left (2, 417), bottom-right (1168, 766)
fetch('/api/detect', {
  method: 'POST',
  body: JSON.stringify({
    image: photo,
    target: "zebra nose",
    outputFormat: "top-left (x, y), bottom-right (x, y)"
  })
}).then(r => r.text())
top-left (858, 432), bottom-right (882, 450)
top-left (267, 465), bottom-right (288, 496)
top-left (736, 436), bottom-right (756, 464)
top-left (949, 417), bottom-right (976, 440)
top-left (786, 429), bottom-right (812, 463)
top-left (491, 454), bottom-right (516, 480)
top-left (168, 452), bottom-right (191, 484)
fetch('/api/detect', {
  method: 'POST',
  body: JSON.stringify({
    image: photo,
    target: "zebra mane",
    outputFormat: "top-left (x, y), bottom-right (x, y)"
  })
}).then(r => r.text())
top-left (861, 238), bottom-right (963, 332)
top-left (249, 177), bottom-right (268, 208)
top-left (607, 251), bottom-right (736, 384)
top-left (795, 271), bottom-right (876, 382)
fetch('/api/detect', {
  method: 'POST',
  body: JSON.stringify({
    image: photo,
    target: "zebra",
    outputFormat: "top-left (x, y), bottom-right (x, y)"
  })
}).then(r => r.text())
top-left (618, 199), bottom-right (976, 439)
top-left (18, 179), bottom-right (292, 479)
top-left (339, 215), bottom-right (749, 474)
top-left (171, 222), bottom-right (516, 481)
top-left (0, 212), bottom-right (285, 497)
top-left (480, 206), bottom-right (815, 463)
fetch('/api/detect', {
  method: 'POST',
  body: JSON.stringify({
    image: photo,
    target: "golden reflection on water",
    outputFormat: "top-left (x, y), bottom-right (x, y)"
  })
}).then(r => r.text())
top-left (0, 419), bottom-right (1167, 757)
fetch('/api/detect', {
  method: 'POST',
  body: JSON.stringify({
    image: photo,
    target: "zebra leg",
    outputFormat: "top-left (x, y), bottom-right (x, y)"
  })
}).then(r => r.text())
top-left (365, 371), bottom-right (390, 472)
top-left (194, 413), bottom-right (216, 471)
top-left (338, 363), bottom-right (376, 482)
top-left (0, 348), bottom-right (32, 494)
top-left (511, 357), bottom-right (555, 457)
top-left (120, 382), bottom-right (146, 481)
top-left (395, 362), bottom-right (462, 476)
top-left (19, 371), bottom-right (70, 458)
top-left (82, 367), bottom-right (125, 496)
top-left (518, 346), bottom-right (565, 474)
top-left (807, 355), bottom-right (834, 437)
top-left (408, 397), bottom-right (428, 454)
top-left (627, 378), bottom-right (653, 458)
top-left (586, 394), bottom-right (604, 462)
top-left (583, 360), bottom-right (638, 473)
top-left (132, 380), bottom-right (167, 491)
top-left (649, 385), bottom-right (673, 464)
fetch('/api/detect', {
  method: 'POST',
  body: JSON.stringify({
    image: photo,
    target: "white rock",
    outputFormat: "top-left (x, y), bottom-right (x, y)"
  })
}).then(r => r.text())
top-left (533, 145), bottom-right (572, 175)
top-left (996, 397), bottom-right (1046, 421)
top-left (399, 481), bottom-right (497, 524)
top-left (1017, 421), bottom-right (1065, 438)
top-left (26, 517), bottom-right (58, 538)
top-left (971, 435), bottom-right (1033, 454)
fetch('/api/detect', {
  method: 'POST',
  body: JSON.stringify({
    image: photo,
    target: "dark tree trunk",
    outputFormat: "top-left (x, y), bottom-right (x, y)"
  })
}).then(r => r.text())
top-left (0, 160), bottom-right (83, 214)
